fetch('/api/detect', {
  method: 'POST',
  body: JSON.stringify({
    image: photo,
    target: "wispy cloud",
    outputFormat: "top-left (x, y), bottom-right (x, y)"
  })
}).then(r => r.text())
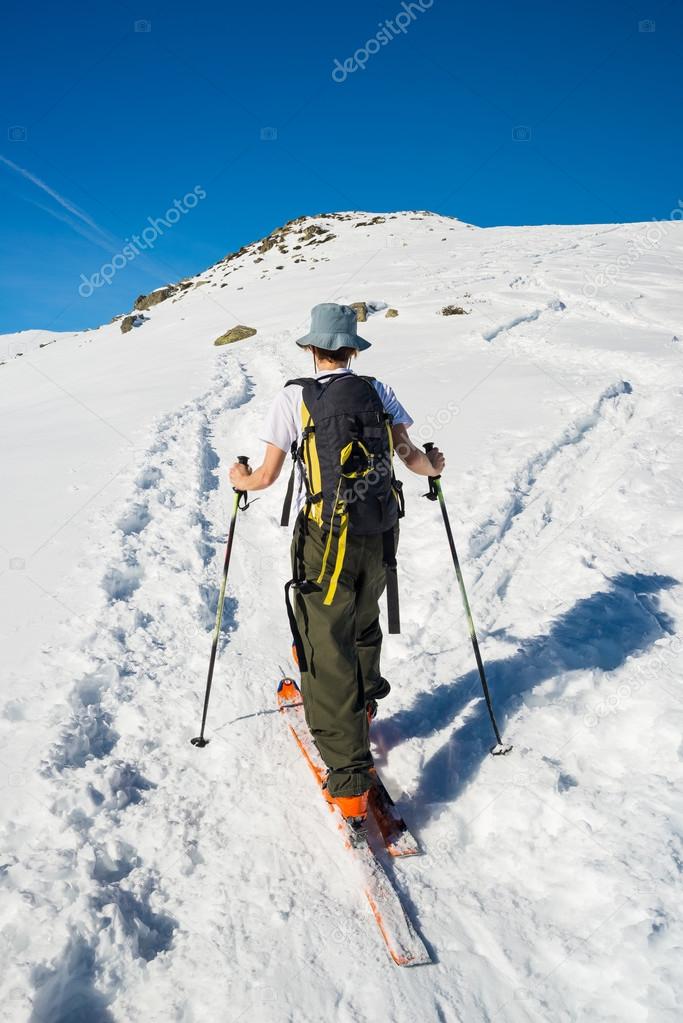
top-left (0, 154), bottom-right (108, 237)
top-left (20, 194), bottom-right (118, 256)
top-left (0, 155), bottom-right (178, 285)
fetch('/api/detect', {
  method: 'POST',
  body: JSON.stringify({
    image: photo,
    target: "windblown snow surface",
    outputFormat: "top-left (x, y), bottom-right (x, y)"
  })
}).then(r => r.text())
top-left (1, 211), bottom-right (682, 1022)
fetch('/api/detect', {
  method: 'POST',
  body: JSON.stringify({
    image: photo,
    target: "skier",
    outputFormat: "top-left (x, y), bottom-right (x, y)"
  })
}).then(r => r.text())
top-left (229, 303), bottom-right (444, 825)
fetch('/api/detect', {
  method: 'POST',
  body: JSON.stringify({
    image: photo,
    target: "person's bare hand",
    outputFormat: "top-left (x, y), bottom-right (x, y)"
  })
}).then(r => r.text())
top-left (229, 462), bottom-right (251, 489)
top-left (426, 446), bottom-right (445, 476)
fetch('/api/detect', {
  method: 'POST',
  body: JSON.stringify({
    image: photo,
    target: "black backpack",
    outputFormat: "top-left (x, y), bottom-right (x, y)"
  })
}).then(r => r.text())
top-left (281, 374), bottom-right (404, 662)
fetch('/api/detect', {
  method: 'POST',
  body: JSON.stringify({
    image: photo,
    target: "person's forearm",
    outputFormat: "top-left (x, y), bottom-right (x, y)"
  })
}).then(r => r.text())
top-left (397, 444), bottom-right (437, 477)
top-left (229, 443), bottom-right (286, 493)
top-left (236, 463), bottom-right (277, 491)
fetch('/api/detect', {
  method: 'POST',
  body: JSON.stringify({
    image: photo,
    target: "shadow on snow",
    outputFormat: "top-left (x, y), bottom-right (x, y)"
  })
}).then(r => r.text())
top-left (375, 572), bottom-right (678, 825)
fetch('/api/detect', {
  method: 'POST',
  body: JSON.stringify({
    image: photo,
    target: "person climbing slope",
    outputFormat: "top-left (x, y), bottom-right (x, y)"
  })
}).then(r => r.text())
top-left (229, 303), bottom-right (444, 827)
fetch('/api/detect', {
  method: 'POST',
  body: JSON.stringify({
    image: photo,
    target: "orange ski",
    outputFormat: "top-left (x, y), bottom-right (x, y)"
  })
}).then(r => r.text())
top-left (277, 678), bottom-right (430, 967)
top-left (368, 770), bottom-right (420, 858)
top-left (288, 647), bottom-right (419, 856)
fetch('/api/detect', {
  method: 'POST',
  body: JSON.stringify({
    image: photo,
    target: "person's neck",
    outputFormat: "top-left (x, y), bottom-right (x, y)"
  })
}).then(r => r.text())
top-left (316, 361), bottom-right (349, 373)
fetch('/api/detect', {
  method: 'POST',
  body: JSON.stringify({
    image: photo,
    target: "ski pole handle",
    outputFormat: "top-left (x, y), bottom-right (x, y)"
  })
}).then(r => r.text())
top-left (233, 454), bottom-right (250, 494)
top-left (423, 442), bottom-right (440, 500)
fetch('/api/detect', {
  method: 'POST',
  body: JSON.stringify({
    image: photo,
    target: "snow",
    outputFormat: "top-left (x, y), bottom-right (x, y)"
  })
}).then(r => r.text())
top-left (1, 209), bottom-right (682, 1021)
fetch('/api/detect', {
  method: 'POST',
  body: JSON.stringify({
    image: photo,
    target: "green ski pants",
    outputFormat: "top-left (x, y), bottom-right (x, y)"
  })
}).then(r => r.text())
top-left (291, 518), bottom-right (395, 798)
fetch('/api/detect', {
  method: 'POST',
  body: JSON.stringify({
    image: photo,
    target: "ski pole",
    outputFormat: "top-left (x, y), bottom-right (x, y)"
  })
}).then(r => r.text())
top-left (191, 455), bottom-right (250, 748)
top-left (423, 443), bottom-right (512, 755)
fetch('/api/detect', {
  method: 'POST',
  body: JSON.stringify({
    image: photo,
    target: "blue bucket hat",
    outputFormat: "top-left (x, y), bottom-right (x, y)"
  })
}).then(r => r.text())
top-left (296, 303), bottom-right (372, 352)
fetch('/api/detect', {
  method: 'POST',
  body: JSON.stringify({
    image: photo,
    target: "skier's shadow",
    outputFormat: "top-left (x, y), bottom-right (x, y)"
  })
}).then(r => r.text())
top-left (375, 572), bottom-right (677, 826)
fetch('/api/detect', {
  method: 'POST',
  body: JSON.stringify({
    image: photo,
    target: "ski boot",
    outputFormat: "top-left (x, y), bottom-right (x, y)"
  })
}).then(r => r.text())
top-left (323, 786), bottom-right (369, 843)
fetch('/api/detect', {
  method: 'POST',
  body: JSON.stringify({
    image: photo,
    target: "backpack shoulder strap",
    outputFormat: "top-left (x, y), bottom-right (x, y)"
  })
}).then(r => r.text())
top-left (355, 374), bottom-right (391, 419)
top-left (279, 378), bottom-right (320, 528)
top-left (284, 375), bottom-right (336, 400)
top-left (279, 379), bottom-right (311, 529)
top-left (279, 439), bottom-right (299, 528)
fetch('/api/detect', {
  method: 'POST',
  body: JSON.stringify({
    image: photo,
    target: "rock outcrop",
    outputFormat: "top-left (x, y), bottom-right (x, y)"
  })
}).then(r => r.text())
top-left (134, 286), bottom-right (177, 311)
top-left (355, 216), bottom-right (386, 228)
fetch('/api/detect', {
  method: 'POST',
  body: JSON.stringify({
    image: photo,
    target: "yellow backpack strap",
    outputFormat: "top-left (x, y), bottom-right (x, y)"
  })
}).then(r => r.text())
top-left (323, 512), bottom-right (348, 605)
top-left (314, 476), bottom-right (349, 605)
top-left (300, 400), bottom-right (324, 525)
top-left (316, 478), bottom-right (342, 585)
top-left (316, 525), bottom-right (335, 586)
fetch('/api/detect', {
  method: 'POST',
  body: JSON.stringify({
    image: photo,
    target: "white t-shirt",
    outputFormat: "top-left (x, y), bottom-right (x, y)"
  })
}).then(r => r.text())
top-left (259, 368), bottom-right (413, 453)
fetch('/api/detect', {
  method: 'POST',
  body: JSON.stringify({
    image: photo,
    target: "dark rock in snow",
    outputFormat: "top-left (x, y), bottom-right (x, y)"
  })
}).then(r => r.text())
top-left (134, 286), bottom-right (176, 311)
top-left (258, 237), bottom-right (279, 254)
top-left (213, 325), bottom-right (257, 346)
top-left (121, 314), bottom-right (147, 334)
top-left (355, 216), bottom-right (386, 228)
top-left (300, 224), bottom-right (327, 241)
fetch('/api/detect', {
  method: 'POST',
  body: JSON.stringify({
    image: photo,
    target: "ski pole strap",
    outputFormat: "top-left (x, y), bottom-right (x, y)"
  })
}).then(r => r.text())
top-left (382, 528), bottom-right (400, 634)
top-left (280, 441), bottom-right (298, 527)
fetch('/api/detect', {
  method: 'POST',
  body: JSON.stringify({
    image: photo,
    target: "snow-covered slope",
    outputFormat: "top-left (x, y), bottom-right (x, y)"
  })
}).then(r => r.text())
top-left (1, 210), bottom-right (682, 1021)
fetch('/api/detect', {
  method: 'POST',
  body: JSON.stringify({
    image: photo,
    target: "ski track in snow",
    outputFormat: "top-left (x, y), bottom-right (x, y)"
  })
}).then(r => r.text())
top-left (467, 379), bottom-right (635, 585)
top-left (482, 298), bottom-right (567, 342)
top-left (16, 356), bottom-right (254, 1021)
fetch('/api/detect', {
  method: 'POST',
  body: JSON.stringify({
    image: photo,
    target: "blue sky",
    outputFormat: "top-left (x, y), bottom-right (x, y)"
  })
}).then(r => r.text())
top-left (1, 0), bottom-right (681, 333)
